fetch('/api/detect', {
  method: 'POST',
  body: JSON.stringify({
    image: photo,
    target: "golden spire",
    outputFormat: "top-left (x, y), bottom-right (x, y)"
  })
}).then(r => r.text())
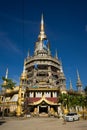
top-left (3, 68), bottom-right (8, 86)
top-left (41, 14), bottom-right (44, 33)
top-left (38, 14), bottom-right (47, 40)
top-left (20, 60), bottom-right (27, 80)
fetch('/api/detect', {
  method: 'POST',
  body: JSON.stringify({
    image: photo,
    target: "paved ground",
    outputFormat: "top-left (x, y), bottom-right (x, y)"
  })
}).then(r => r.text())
top-left (0, 117), bottom-right (87, 130)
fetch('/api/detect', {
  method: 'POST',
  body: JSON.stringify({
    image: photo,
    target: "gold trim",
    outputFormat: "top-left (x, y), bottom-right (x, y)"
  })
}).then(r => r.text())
top-left (29, 96), bottom-right (57, 105)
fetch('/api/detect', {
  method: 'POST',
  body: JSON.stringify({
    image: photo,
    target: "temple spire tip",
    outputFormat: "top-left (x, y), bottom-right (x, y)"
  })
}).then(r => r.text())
top-left (38, 14), bottom-right (47, 40)
top-left (5, 68), bottom-right (8, 79)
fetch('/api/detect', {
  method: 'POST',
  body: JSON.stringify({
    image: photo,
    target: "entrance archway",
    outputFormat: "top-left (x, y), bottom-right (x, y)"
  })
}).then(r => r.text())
top-left (39, 106), bottom-right (48, 113)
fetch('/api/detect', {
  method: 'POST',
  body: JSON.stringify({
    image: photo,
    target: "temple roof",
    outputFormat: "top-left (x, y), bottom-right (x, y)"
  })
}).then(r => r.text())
top-left (26, 97), bottom-right (58, 105)
top-left (10, 94), bottom-right (18, 102)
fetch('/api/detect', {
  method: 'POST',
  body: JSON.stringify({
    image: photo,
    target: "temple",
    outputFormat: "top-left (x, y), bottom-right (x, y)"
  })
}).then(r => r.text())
top-left (0, 15), bottom-right (84, 117)
top-left (18, 14), bottom-right (66, 116)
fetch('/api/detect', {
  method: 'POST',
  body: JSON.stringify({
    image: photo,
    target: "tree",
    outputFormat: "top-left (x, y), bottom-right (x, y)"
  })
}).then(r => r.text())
top-left (1, 76), bottom-right (16, 89)
top-left (58, 93), bottom-right (69, 110)
top-left (1, 77), bottom-right (16, 118)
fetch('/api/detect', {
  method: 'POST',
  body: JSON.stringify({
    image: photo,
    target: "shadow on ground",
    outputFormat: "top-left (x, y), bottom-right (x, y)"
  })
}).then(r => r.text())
top-left (0, 120), bottom-right (6, 125)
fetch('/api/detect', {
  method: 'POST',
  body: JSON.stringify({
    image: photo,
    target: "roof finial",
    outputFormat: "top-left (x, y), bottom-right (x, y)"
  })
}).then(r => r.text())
top-left (38, 14), bottom-right (47, 40)
top-left (20, 60), bottom-right (27, 80)
top-left (77, 69), bottom-right (80, 80)
top-left (41, 13), bottom-right (44, 32)
top-left (76, 69), bottom-right (82, 91)
top-left (60, 59), bottom-right (63, 73)
top-left (69, 79), bottom-right (73, 90)
top-left (55, 49), bottom-right (58, 59)
top-left (3, 68), bottom-right (8, 86)
top-left (60, 61), bottom-right (63, 73)
top-left (5, 68), bottom-right (8, 79)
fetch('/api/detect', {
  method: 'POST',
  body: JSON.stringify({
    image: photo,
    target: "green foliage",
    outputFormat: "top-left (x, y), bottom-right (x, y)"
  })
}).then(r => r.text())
top-left (58, 93), bottom-right (68, 106)
top-left (58, 93), bottom-right (87, 109)
top-left (1, 76), bottom-right (16, 89)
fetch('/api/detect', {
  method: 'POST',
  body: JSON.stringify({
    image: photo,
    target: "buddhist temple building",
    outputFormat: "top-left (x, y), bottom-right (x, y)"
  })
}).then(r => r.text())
top-left (17, 14), bottom-right (66, 117)
top-left (0, 14), bottom-right (85, 117)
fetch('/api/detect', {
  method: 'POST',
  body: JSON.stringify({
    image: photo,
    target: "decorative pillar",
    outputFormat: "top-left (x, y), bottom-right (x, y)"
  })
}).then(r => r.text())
top-left (37, 106), bottom-right (39, 115)
top-left (16, 84), bottom-right (22, 117)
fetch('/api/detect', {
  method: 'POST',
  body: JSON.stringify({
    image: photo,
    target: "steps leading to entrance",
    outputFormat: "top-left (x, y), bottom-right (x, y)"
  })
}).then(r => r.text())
top-left (39, 113), bottom-right (48, 117)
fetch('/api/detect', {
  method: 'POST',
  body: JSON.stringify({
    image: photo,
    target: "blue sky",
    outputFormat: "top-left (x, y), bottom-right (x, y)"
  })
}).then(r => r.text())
top-left (0, 0), bottom-right (87, 90)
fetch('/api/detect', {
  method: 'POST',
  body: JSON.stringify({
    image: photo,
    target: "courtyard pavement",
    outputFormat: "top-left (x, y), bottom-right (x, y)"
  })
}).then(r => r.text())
top-left (0, 117), bottom-right (87, 130)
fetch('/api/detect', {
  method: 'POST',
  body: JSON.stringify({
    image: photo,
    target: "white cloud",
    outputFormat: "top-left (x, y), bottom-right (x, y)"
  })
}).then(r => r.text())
top-left (5, 38), bottom-right (22, 55)
top-left (0, 33), bottom-right (22, 55)
top-left (0, 12), bottom-right (38, 25)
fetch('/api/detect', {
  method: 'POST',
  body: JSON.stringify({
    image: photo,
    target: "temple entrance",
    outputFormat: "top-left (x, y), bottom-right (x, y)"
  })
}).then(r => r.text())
top-left (39, 105), bottom-right (48, 113)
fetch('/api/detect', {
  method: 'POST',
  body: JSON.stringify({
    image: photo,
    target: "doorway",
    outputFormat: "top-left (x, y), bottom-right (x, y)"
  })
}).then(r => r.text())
top-left (39, 106), bottom-right (48, 113)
